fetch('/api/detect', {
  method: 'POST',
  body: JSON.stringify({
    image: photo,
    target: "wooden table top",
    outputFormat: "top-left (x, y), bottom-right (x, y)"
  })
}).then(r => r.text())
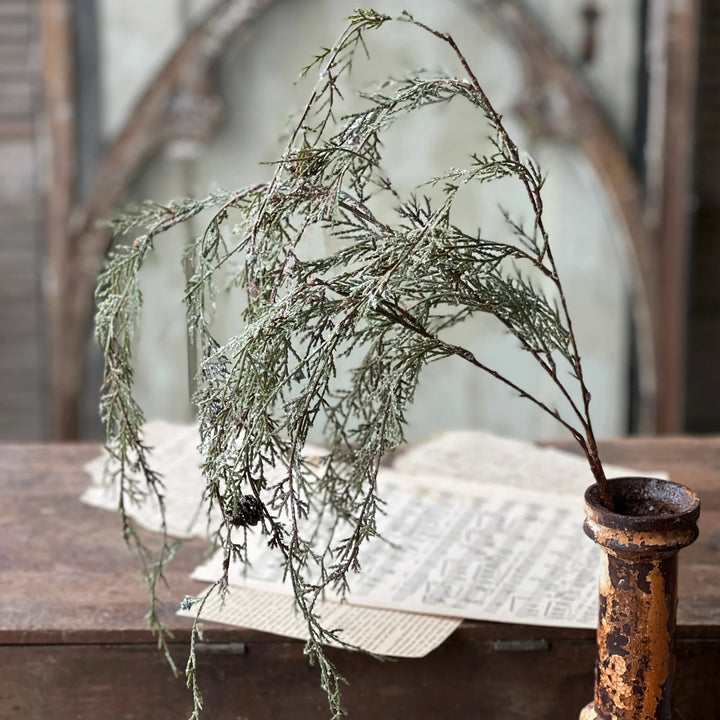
top-left (2, 437), bottom-right (719, 645)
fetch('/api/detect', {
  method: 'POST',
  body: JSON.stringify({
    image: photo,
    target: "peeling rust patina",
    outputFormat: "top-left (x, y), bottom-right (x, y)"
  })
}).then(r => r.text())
top-left (579, 477), bottom-right (700, 720)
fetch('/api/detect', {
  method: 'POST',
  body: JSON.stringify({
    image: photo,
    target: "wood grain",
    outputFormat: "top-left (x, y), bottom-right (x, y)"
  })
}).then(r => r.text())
top-left (1, 438), bottom-right (718, 718)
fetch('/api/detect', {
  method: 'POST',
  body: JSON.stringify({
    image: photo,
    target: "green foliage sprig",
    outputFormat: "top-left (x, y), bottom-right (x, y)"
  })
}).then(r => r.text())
top-left (96, 10), bottom-right (612, 718)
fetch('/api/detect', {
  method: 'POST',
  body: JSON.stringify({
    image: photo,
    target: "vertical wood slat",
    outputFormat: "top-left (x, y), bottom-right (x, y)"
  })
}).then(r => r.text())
top-left (655, 0), bottom-right (701, 432)
top-left (39, 0), bottom-right (77, 439)
top-left (685, 0), bottom-right (720, 432)
top-left (0, 0), bottom-right (46, 439)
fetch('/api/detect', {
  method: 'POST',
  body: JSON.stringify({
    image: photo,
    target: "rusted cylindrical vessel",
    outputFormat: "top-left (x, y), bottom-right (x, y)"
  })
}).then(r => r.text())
top-left (580, 477), bottom-right (700, 720)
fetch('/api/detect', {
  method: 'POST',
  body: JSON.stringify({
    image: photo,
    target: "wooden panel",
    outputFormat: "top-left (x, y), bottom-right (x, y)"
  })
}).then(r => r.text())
top-left (687, 0), bottom-right (720, 432)
top-left (0, 291), bottom-right (40, 334)
top-left (0, 80), bottom-right (32, 111)
top-left (0, 638), bottom-right (716, 720)
top-left (0, 0), bottom-right (45, 440)
top-left (654, 0), bottom-right (701, 432)
top-left (0, 439), bottom-right (718, 641)
top-left (0, 121), bottom-right (33, 140)
top-left (0, 4), bottom-right (30, 19)
top-left (0, 440), bottom-right (719, 719)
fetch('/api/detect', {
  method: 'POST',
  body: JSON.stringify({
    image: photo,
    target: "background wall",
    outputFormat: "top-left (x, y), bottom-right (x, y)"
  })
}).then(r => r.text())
top-left (13, 0), bottom-right (713, 443)
top-left (82, 0), bottom-right (640, 443)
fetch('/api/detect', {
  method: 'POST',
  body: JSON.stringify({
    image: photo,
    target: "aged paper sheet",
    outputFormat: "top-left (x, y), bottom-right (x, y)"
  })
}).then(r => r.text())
top-left (391, 429), bottom-right (667, 497)
top-left (82, 421), bottom-right (213, 538)
top-left (192, 470), bottom-right (604, 628)
top-left (177, 586), bottom-right (461, 657)
top-left (83, 422), bottom-right (669, 646)
top-left (82, 422), bottom-right (461, 655)
top-left (82, 421), bottom-right (324, 538)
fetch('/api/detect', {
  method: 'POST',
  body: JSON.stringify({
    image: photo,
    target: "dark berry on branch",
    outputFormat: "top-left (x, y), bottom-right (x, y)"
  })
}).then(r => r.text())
top-left (231, 495), bottom-right (263, 527)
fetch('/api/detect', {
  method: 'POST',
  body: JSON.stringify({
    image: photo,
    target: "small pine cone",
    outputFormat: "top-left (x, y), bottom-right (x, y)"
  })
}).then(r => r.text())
top-left (231, 495), bottom-right (263, 527)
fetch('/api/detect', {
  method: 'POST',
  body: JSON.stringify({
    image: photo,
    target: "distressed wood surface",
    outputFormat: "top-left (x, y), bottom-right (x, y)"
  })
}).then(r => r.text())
top-left (0, 438), bottom-right (718, 719)
top-left (1, 635), bottom-right (716, 720)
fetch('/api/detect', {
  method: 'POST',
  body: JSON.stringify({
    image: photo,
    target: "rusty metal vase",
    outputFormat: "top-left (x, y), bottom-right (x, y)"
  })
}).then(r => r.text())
top-left (580, 476), bottom-right (700, 720)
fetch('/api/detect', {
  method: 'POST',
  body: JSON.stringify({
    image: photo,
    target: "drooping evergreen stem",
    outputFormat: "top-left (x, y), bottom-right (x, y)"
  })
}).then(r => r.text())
top-left (96, 12), bottom-right (620, 719)
top-left (407, 16), bottom-right (613, 508)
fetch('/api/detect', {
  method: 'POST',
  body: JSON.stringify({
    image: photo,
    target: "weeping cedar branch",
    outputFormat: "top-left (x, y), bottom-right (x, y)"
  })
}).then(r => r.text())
top-left (95, 9), bottom-right (613, 719)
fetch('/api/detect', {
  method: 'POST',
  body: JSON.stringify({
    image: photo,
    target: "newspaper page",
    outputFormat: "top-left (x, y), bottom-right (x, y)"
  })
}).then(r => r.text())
top-left (177, 585), bottom-right (462, 657)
